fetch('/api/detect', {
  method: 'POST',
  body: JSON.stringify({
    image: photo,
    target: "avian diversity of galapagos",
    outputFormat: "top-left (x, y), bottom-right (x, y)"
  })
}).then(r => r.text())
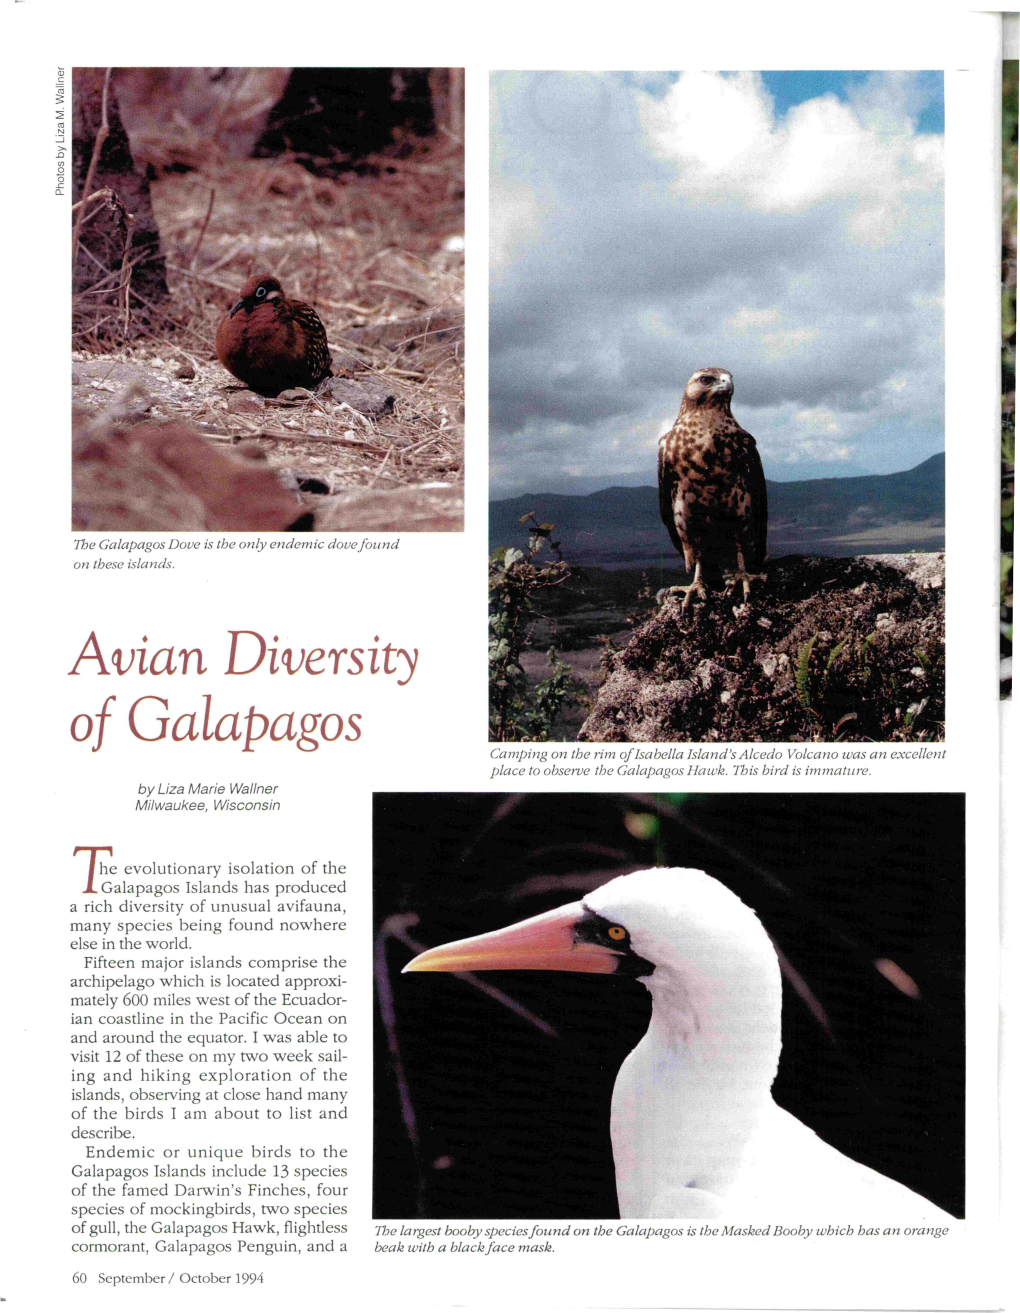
top-left (658, 368), bottom-right (768, 610)
top-left (404, 868), bottom-right (954, 1221)
top-left (215, 273), bottom-right (333, 397)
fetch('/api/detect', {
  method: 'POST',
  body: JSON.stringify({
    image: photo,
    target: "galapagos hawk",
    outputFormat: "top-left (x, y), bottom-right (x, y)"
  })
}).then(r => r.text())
top-left (657, 367), bottom-right (768, 610)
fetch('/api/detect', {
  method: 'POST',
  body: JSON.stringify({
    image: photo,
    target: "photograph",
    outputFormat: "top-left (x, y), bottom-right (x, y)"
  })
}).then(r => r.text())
top-left (5, 4), bottom-right (1010, 1311)
top-left (373, 792), bottom-right (964, 1222)
top-left (72, 67), bottom-right (464, 532)
top-left (489, 71), bottom-right (945, 743)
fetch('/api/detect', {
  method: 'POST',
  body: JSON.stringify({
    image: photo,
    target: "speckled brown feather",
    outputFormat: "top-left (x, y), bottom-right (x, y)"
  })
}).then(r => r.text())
top-left (215, 273), bottom-right (333, 397)
top-left (658, 367), bottom-right (767, 583)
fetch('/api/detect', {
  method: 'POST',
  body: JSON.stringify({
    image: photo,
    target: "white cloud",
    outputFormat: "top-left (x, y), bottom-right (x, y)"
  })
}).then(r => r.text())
top-left (490, 70), bottom-right (944, 495)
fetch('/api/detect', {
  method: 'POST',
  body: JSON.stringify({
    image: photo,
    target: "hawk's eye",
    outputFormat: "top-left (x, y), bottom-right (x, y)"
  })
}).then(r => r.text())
top-left (607, 925), bottom-right (626, 941)
top-left (255, 286), bottom-right (267, 299)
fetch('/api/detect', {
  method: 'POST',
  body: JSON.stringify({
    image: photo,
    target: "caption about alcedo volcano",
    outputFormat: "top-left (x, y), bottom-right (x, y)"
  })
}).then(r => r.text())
top-left (489, 743), bottom-right (945, 782)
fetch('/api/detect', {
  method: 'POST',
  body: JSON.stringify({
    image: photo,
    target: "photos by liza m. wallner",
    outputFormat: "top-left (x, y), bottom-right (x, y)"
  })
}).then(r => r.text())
top-left (2, 7), bottom-right (1010, 1313)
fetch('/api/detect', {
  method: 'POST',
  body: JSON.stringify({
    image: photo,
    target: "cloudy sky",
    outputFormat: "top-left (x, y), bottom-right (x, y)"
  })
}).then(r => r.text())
top-left (490, 70), bottom-right (944, 498)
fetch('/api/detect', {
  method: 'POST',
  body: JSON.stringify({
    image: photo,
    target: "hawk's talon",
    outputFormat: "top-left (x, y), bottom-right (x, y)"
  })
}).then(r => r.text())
top-left (726, 570), bottom-right (766, 602)
top-left (659, 581), bottom-right (710, 613)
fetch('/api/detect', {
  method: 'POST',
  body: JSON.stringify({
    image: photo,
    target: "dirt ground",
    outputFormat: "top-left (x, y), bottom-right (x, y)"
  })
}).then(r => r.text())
top-left (73, 149), bottom-right (464, 527)
top-left (577, 554), bottom-right (946, 744)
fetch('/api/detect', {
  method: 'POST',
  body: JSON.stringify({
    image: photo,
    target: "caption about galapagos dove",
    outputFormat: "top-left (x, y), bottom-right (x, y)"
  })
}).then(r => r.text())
top-left (68, 631), bottom-right (420, 754)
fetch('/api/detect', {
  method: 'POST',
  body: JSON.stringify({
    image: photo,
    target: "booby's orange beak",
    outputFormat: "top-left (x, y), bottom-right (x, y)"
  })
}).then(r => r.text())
top-left (402, 901), bottom-right (621, 974)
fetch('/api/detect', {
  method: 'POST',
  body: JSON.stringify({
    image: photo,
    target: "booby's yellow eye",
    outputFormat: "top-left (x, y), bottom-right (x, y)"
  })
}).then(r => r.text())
top-left (608, 926), bottom-right (626, 941)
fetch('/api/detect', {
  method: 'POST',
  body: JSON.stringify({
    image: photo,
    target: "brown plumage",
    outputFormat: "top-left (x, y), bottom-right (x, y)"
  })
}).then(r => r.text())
top-left (658, 367), bottom-right (768, 609)
top-left (215, 274), bottom-right (333, 397)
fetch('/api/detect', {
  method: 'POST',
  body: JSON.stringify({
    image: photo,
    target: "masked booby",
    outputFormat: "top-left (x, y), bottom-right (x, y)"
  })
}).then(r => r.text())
top-left (404, 867), bottom-right (955, 1220)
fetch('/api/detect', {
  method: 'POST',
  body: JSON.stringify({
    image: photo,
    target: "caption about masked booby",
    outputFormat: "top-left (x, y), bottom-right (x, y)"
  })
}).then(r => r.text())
top-left (490, 743), bottom-right (946, 781)
top-left (373, 1221), bottom-right (950, 1253)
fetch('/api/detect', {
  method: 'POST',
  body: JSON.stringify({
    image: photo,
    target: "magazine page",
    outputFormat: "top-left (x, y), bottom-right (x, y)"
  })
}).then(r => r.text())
top-left (2, 2), bottom-right (1008, 1312)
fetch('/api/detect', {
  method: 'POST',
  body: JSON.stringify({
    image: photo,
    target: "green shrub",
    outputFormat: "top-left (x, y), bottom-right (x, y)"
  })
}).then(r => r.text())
top-left (489, 514), bottom-right (584, 740)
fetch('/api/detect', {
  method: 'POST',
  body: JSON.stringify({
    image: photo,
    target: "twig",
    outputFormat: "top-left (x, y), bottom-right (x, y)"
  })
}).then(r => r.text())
top-left (368, 278), bottom-right (428, 300)
top-left (270, 386), bottom-right (331, 419)
top-left (423, 353), bottom-right (461, 384)
top-left (188, 187), bottom-right (216, 270)
top-left (174, 348), bottom-right (204, 373)
top-left (164, 263), bottom-right (238, 296)
top-left (311, 224), bottom-right (322, 308)
top-left (360, 153), bottom-right (454, 177)
top-left (75, 253), bottom-right (147, 295)
top-left (76, 242), bottom-right (112, 276)
top-left (369, 364), bottom-right (426, 379)
top-left (400, 434), bottom-right (446, 459)
top-left (394, 327), bottom-right (464, 352)
top-left (78, 313), bottom-right (119, 341)
top-left (368, 442), bottom-right (395, 488)
top-left (322, 299), bottom-right (389, 315)
top-left (223, 411), bottom-right (389, 454)
top-left (324, 342), bottom-right (373, 368)
top-left (202, 239), bottom-right (250, 276)
top-left (334, 402), bottom-right (373, 431)
top-left (70, 187), bottom-right (113, 216)
top-left (120, 277), bottom-right (214, 347)
top-left (373, 919), bottom-right (427, 1215)
top-left (72, 67), bottom-right (113, 263)
top-left (118, 210), bottom-right (136, 333)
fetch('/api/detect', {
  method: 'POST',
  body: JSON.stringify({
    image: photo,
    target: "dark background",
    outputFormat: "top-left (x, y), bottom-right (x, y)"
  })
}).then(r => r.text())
top-left (255, 68), bottom-right (437, 172)
top-left (373, 792), bottom-right (965, 1219)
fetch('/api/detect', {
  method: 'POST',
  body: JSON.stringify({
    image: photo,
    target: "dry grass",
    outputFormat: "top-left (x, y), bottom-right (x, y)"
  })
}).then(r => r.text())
top-left (72, 143), bottom-right (464, 493)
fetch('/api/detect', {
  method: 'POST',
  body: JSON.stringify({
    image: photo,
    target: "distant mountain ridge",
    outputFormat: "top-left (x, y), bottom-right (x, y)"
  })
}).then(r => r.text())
top-left (489, 453), bottom-right (945, 566)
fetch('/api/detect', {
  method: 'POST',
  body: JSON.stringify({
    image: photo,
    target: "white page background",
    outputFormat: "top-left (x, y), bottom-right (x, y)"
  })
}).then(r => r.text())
top-left (2, 2), bottom-right (1007, 1310)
